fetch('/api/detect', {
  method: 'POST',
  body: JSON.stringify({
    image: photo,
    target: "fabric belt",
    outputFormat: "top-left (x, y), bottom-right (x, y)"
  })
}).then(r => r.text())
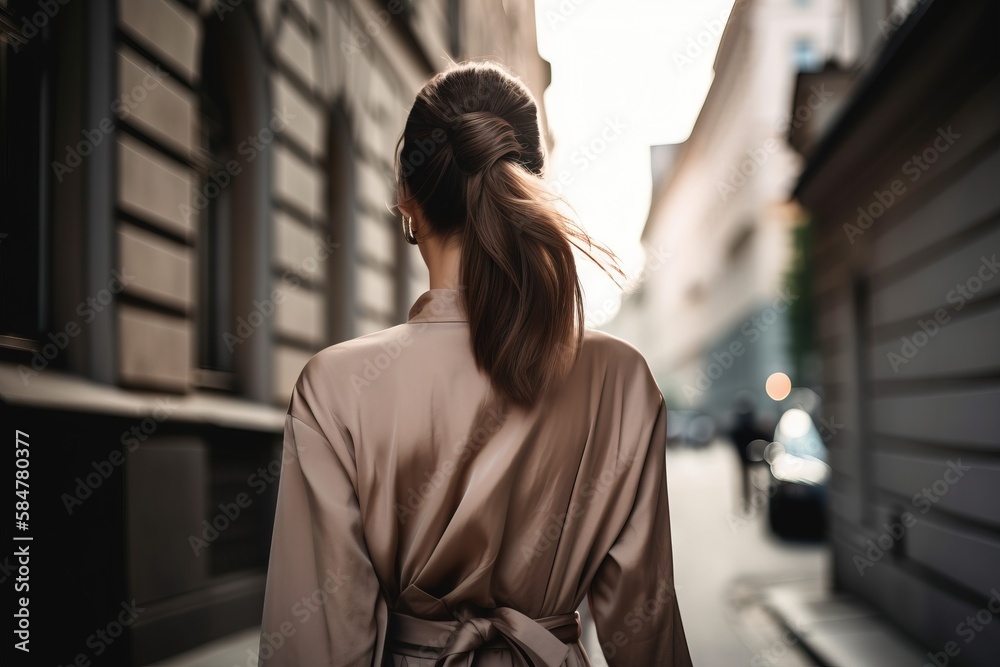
top-left (386, 601), bottom-right (581, 667)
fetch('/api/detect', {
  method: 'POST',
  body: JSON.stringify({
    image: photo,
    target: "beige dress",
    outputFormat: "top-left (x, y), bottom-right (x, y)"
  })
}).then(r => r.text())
top-left (258, 287), bottom-right (692, 667)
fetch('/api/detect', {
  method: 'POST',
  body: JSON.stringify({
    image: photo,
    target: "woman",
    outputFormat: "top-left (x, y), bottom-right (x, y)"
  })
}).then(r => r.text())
top-left (258, 59), bottom-right (692, 666)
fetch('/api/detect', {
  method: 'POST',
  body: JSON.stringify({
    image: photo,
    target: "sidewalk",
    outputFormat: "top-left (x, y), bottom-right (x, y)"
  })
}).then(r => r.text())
top-left (145, 626), bottom-right (259, 667)
top-left (761, 577), bottom-right (929, 667)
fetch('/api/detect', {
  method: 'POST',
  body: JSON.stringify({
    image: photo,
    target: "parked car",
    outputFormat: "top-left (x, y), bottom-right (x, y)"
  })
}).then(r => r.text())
top-left (763, 405), bottom-right (831, 540)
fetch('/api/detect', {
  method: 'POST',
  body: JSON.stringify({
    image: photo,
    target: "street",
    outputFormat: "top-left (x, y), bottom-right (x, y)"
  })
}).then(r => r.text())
top-left (576, 438), bottom-right (829, 666)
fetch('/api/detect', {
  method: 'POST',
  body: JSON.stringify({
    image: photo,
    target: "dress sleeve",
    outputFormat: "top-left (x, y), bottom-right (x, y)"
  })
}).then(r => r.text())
top-left (258, 405), bottom-right (388, 666)
top-left (587, 394), bottom-right (693, 666)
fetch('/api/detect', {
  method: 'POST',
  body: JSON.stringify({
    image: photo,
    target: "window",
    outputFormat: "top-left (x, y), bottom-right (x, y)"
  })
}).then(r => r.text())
top-left (851, 274), bottom-right (875, 528)
top-left (326, 104), bottom-right (355, 345)
top-left (194, 5), bottom-right (271, 399)
top-left (792, 38), bottom-right (822, 72)
top-left (196, 35), bottom-right (235, 379)
top-left (0, 1), bottom-right (48, 352)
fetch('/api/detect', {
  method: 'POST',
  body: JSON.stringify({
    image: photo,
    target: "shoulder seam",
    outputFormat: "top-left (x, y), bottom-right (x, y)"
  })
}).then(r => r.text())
top-left (288, 402), bottom-right (352, 447)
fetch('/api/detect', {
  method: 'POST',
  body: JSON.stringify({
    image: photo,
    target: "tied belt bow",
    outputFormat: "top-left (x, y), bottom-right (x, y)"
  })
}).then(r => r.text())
top-left (387, 600), bottom-right (580, 666)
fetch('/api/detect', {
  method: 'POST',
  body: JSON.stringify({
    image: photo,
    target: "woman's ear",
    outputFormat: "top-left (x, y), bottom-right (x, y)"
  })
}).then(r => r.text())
top-left (396, 186), bottom-right (415, 219)
top-left (397, 196), bottom-right (422, 228)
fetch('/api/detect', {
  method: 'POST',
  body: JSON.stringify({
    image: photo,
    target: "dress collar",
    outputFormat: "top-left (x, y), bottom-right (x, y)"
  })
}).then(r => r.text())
top-left (407, 287), bottom-right (468, 323)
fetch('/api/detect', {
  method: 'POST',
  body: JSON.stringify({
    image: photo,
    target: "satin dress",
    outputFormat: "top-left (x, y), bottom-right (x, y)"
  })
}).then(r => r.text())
top-left (257, 287), bottom-right (692, 666)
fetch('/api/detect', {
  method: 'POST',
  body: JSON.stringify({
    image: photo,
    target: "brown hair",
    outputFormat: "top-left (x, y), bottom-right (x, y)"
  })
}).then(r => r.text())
top-left (394, 59), bottom-right (625, 408)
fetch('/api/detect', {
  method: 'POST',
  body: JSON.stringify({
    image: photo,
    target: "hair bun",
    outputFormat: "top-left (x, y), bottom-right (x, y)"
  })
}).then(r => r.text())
top-left (447, 111), bottom-right (523, 174)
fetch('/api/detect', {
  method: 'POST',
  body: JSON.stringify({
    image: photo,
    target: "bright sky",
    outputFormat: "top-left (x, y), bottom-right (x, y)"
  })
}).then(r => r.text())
top-left (533, 0), bottom-right (737, 325)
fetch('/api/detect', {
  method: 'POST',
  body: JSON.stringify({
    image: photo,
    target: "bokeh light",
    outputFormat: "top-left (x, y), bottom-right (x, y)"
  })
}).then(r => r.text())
top-left (765, 372), bottom-right (792, 401)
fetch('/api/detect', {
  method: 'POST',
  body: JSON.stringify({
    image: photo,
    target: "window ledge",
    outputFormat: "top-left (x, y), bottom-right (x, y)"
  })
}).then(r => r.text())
top-left (0, 362), bottom-right (285, 433)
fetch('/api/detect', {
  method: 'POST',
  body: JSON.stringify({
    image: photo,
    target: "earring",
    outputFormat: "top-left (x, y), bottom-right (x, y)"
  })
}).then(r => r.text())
top-left (403, 215), bottom-right (418, 245)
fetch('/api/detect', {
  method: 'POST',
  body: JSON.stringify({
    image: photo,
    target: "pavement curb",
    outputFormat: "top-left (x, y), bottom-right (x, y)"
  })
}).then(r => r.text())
top-left (761, 578), bottom-right (929, 667)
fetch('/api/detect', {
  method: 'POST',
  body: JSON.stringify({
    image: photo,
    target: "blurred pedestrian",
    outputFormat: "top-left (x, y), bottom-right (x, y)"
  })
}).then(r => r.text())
top-left (727, 391), bottom-right (771, 507)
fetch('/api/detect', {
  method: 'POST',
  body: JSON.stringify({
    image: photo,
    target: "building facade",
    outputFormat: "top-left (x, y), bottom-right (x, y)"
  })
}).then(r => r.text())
top-left (0, 0), bottom-right (549, 663)
top-left (604, 0), bottom-right (859, 419)
top-left (789, 0), bottom-right (1000, 662)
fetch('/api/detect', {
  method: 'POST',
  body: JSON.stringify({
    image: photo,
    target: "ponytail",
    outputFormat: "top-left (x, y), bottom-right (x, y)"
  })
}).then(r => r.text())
top-left (396, 60), bottom-right (626, 408)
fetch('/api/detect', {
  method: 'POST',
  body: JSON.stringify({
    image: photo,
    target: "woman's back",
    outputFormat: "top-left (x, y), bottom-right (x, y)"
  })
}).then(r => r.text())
top-left (258, 287), bottom-right (692, 666)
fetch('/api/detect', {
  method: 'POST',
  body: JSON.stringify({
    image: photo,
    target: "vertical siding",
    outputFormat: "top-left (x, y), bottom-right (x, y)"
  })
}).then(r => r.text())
top-left (811, 59), bottom-right (1000, 664)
